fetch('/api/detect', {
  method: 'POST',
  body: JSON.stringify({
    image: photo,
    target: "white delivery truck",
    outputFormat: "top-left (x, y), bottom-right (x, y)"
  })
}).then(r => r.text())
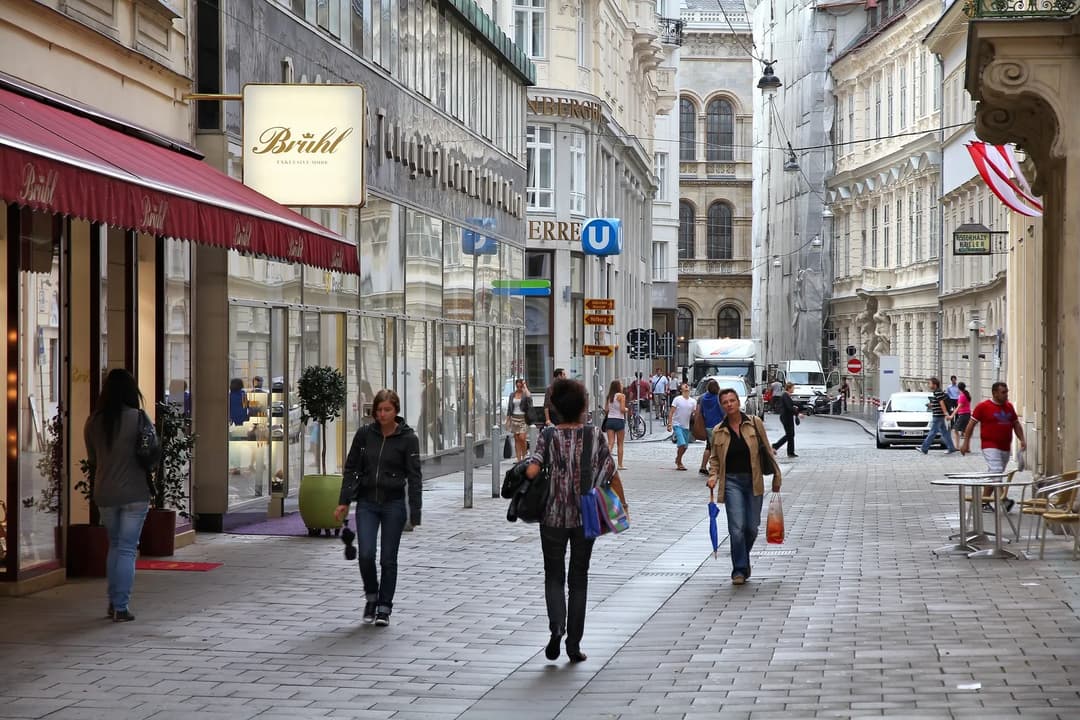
top-left (775, 359), bottom-right (840, 411)
top-left (687, 338), bottom-right (763, 391)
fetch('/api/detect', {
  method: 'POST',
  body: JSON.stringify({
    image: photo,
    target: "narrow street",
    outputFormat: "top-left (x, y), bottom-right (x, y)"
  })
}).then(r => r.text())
top-left (2, 415), bottom-right (1079, 719)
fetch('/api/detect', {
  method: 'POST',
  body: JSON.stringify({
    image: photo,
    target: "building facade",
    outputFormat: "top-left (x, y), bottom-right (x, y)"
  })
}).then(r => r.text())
top-left (675, 1), bottom-right (754, 370)
top-left (495, 0), bottom-right (660, 403)
top-left (826, 0), bottom-right (943, 400)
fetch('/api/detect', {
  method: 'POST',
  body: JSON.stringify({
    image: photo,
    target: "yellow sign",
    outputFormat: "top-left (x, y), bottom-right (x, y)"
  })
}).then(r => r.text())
top-left (242, 84), bottom-right (366, 206)
top-left (584, 314), bottom-right (614, 326)
top-left (583, 344), bottom-right (615, 357)
top-left (585, 298), bottom-right (615, 311)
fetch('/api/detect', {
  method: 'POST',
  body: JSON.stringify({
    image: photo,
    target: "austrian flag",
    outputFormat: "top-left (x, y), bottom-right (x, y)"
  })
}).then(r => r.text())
top-left (965, 141), bottom-right (1043, 217)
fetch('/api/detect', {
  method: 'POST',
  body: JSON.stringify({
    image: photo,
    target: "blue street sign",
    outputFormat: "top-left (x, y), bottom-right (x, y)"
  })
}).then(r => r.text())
top-left (581, 217), bottom-right (623, 256)
top-left (462, 218), bottom-right (498, 255)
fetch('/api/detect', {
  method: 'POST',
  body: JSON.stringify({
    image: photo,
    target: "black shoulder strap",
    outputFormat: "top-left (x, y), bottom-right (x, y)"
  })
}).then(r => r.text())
top-left (578, 426), bottom-right (594, 496)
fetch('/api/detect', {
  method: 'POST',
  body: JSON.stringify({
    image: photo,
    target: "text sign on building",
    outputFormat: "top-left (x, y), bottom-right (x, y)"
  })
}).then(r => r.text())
top-left (581, 218), bottom-right (623, 256)
top-left (953, 230), bottom-right (991, 256)
top-left (584, 314), bottom-right (615, 325)
top-left (583, 344), bottom-right (615, 357)
top-left (242, 84), bottom-right (366, 206)
top-left (585, 298), bottom-right (615, 311)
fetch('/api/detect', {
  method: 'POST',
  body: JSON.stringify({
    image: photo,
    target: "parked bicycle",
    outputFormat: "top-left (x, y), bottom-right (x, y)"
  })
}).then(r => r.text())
top-left (627, 400), bottom-right (647, 440)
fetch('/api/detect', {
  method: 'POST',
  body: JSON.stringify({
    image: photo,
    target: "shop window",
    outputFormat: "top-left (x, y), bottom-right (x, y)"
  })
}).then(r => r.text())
top-left (163, 239), bottom-right (192, 516)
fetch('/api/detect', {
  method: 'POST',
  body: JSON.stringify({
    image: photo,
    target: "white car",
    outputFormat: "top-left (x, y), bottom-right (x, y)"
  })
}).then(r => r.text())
top-left (692, 375), bottom-right (764, 419)
top-left (876, 391), bottom-right (940, 448)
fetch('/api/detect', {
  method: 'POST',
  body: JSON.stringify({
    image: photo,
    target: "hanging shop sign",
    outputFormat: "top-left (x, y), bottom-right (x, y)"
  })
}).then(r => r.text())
top-left (242, 84), bottom-right (366, 207)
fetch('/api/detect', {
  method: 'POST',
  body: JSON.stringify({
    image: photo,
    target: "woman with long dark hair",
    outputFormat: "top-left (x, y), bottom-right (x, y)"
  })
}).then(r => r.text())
top-left (524, 378), bottom-right (618, 663)
top-left (603, 379), bottom-right (627, 470)
top-left (84, 369), bottom-right (153, 622)
top-left (335, 389), bottom-right (422, 627)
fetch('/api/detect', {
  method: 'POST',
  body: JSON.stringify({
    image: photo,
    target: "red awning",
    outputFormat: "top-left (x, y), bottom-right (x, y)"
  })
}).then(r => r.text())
top-left (0, 86), bottom-right (358, 273)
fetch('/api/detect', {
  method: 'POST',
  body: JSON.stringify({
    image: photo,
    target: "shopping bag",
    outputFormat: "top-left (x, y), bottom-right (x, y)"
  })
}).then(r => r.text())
top-left (503, 435), bottom-right (512, 459)
top-left (596, 483), bottom-right (630, 534)
top-left (766, 492), bottom-right (785, 544)
top-left (580, 488), bottom-right (603, 539)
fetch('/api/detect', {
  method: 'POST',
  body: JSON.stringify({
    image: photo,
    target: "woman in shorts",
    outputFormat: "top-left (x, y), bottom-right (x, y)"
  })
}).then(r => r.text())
top-left (603, 380), bottom-right (628, 470)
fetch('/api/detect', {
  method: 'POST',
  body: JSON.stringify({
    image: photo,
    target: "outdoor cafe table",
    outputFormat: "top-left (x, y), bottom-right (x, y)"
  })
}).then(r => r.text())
top-left (935, 473), bottom-right (1034, 559)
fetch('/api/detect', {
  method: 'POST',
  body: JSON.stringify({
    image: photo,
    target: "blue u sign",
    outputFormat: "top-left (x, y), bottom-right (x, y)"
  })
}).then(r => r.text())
top-left (462, 218), bottom-right (498, 255)
top-left (581, 218), bottom-right (623, 256)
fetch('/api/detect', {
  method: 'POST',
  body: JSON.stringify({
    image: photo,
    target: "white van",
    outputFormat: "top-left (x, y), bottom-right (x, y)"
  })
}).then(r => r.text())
top-left (775, 360), bottom-right (839, 410)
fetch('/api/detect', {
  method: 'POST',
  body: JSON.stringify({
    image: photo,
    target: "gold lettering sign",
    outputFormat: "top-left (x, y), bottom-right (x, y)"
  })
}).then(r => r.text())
top-left (250, 126), bottom-right (354, 156)
top-left (19, 163), bottom-right (58, 206)
top-left (526, 95), bottom-right (604, 125)
top-left (141, 197), bottom-right (169, 232)
top-left (233, 220), bottom-right (253, 249)
top-left (528, 220), bottom-right (582, 241)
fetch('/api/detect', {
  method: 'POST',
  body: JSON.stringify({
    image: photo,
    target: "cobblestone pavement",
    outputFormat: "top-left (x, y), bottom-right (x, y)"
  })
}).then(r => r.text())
top-left (2, 416), bottom-right (1080, 719)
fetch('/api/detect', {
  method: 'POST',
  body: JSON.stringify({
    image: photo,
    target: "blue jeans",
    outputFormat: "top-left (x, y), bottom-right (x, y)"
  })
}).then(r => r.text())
top-left (99, 501), bottom-right (149, 612)
top-left (355, 498), bottom-right (408, 614)
top-left (723, 473), bottom-right (763, 579)
top-left (921, 416), bottom-right (956, 452)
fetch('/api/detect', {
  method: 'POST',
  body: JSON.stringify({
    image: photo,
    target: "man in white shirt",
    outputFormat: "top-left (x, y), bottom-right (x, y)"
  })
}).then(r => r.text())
top-left (651, 369), bottom-right (669, 420)
top-left (667, 382), bottom-right (697, 471)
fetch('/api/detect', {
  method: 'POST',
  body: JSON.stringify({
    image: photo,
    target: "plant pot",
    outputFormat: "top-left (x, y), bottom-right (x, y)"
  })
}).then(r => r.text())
top-left (298, 474), bottom-right (344, 535)
top-left (139, 509), bottom-right (177, 557)
top-left (67, 524), bottom-right (109, 577)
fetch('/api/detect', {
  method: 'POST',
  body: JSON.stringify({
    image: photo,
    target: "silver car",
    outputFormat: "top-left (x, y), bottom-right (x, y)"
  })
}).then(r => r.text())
top-left (876, 391), bottom-right (940, 448)
top-left (692, 375), bottom-right (764, 419)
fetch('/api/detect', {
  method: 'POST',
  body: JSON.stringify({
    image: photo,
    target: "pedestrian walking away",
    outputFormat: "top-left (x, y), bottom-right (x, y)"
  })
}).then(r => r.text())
top-left (960, 381), bottom-right (1026, 512)
top-left (668, 382), bottom-right (697, 470)
top-left (335, 389), bottom-right (423, 627)
top-left (707, 388), bottom-right (782, 585)
top-left (505, 378), bottom-right (533, 462)
top-left (544, 368), bottom-right (566, 426)
top-left (603, 379), bottom-right (628, 470)
top-left (523, 378), bottom-right (618, 664)
top-left (771, 382), bottom-right (802, 458)
top-left (696, 378), bottom-right (725, 475)
top-left (769, 377), bottom-right (784, 414)
top-left (919, 377), bottom-right (957, 454)
top-left (650, 369), bottom-right (669, 420)
top-left (950, 381), bottom-right (972, 449)
top-left (85, 368), bottom-right (156, 623)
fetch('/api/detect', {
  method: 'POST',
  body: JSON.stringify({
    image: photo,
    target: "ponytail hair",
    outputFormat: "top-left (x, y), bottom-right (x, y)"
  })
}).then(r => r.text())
top-left (958, 381), bottom-right (971, 402)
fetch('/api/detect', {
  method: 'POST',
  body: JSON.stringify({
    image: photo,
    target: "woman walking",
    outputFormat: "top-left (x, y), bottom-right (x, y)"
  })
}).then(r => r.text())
top-left (667, 382), bottom-right (696, 470)
top-left (523, 378), bottom-right (617, 663)
top-left (84, 369), bottom-right (153, 622)
top-left (696, 379), bottom-right (725, 475)
top-left (706, 387), bottom-right (782, 585)
top-left (950, 381), bottom-right (972, 448)
top-left (505, 378), bottom-right (533, 462)
top-left (335, 389), bottom-right (423, 627)
top-left (603, 380), bottom-right (628, 470)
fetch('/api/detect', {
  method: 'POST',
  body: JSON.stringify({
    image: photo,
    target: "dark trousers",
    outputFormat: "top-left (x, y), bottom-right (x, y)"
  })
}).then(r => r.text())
top-left (540, 525), bottom-right (595, 651)
top-left (355, 497), bottom-right (408, 614)
top-left (773, 416), bottom-right (796, 456)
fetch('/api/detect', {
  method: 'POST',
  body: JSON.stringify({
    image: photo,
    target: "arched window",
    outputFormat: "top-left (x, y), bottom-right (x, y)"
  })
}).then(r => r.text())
top-left (705, 98), bottom-right (734, 161)
top-left (677, 305), bottom-right (694, 367)
top-left (717, 306), bottom-right (741, 338)
top-left (679, 98), bottom-right (696, 162)
top-left (678, 201), bottom-right (695, 259)
top-left (706, 202), bottom-right (733, 260)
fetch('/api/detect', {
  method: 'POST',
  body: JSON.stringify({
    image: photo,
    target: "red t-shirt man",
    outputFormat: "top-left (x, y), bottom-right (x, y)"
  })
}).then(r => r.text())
top-left (970, 398), bottom-right (1019, 451)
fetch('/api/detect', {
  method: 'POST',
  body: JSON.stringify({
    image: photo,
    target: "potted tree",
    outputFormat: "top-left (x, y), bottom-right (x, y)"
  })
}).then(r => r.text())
top-left (71, 458), bottom-right (109, 577)
top-left (296, 365), bottom-right (347, 535)
top-left (140, 402), bottom-right (196, 556)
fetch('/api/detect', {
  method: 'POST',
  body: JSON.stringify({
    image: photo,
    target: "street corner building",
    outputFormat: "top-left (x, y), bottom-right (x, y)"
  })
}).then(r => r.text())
top-left (0, 0), bottom-right (533, 594)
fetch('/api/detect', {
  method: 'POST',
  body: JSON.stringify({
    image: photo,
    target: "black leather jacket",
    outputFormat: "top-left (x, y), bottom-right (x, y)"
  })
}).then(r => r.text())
top-left (338, 417), bottom-right (423, 525)
top-left (506, 393), bottom-right (533, 418)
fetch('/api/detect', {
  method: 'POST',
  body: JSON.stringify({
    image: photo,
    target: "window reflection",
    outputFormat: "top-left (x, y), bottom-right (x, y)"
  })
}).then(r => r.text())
top-left (405, 209), bottom-right (442, 318)
top-left (443, 223), bottom-right (473, 322)
top-left (360, 198), bottom-right (403, 313)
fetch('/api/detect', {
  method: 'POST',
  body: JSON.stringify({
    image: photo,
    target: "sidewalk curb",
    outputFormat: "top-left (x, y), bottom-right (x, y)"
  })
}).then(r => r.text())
top-left (813, 412), bottom-right (876, 437)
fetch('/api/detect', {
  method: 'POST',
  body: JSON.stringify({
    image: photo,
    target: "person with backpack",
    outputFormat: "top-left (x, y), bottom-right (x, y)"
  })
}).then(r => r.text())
top-left (335, 388), bottom-right (423, 627)
top-left (696, 378), bottom-right (725, 475)
top-left (84, 368), bottom-right (155, 623)
top-left (522, 378), bottom-right (617, 664)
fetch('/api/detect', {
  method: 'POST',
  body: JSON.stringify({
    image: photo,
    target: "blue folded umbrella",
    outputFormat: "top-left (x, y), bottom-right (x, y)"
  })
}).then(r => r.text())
top-left (708, 488), bottom-right (720, 559)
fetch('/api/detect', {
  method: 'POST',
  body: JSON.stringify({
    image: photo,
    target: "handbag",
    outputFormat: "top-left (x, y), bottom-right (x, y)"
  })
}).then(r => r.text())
top-left (578, 429), bottom-right (603, 539)
top-left (502, 435), bottom-right (512, 459)
top-left (690, 408), bottom-right (707, 441)
top-left (134, 409), bottom-right (161, 473)
top-left (754, 417), bottom-right (779, 478)
top-left (507, 427), bottom-right (553, 523)
top-left (596, 482), bottom-right (630, 534)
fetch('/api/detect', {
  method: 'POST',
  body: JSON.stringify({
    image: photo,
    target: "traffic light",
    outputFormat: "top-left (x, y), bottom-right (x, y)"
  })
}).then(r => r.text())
top-left (846, 345), bottom-right (857, 357)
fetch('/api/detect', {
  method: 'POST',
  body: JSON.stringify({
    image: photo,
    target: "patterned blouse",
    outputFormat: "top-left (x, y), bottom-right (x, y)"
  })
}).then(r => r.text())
top-left (529, 425), bottom-right (617, 528)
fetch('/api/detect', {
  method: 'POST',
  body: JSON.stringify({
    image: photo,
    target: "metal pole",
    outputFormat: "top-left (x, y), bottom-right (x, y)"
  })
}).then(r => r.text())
top-left (463, 432), bottom-right (474, 508)
top-left (968, 319), bottom-right (980, 402)
top-left (491, 425), bottom-right (501, 497)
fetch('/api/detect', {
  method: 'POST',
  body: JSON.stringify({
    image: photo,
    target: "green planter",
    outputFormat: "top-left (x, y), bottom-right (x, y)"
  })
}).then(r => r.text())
top-left (298, 474), bottom-right (344, 536)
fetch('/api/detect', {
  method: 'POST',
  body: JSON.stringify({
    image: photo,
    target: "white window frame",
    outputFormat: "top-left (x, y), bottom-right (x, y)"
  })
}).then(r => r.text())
top-left (652, 241), bottom-right (666, 281)
top-left (526, 124), bottom-right (554, 211)
top-left (569, 131), bottom-right (587, 215)
top-left (514, 0), bottom-right (546, 59)
top-left (654, 152), bottom-right (668, 201)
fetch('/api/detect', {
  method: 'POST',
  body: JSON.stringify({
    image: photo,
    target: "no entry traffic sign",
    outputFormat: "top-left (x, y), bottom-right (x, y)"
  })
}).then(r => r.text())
top-left (847, 357), bottom-right (862, 374)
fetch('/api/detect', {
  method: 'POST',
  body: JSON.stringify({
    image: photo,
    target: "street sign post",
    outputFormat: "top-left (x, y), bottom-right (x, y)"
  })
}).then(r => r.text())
top-left (585, 298), bottom-right (615, 311)
top-left (583, 344), bottom-right (615, 357)
top-left (584, 314), bottom-right (615, 326)
top-left (847, 357), bottom-right (862, 374)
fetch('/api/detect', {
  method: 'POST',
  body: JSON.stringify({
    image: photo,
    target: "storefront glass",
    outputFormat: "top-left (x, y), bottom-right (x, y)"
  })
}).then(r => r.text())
top-left (443, 223), bottom-right (473, 322)
top-left (441, 323), bottom-right (465, 449)
top-left (17, 209), bottom-right (63, 571)
top-left (228, 305), bottom-right (271, 503)
top-left (228, 253), bottom-right (302, 305)
top-left (405, 209), bottom-right (443, 318)
top-left (360, 198), bottom-right (403, 313)
top-left (162, 238), bottom-right (192, 517)
top-left (472, 325), bottom-right (491, 440)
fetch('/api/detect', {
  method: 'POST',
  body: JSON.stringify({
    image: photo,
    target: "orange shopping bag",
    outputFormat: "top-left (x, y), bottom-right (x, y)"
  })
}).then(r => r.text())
top-left (766, 492), bottom-right (784, 544)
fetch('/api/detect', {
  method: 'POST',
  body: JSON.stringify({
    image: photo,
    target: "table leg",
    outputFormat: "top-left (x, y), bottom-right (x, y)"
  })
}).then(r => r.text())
top-left (969, 487), bottom-right (1021, 559)
top-left (965, 483), bottom-right (994, 545)
top-left (936, 485), bottom-right (979, 555)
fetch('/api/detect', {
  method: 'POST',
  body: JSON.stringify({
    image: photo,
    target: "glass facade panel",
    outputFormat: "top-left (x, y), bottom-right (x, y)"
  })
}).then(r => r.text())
top-left (17, 209), bottom-right (62, 571)
top-left (358, 315), bottom-right (388, 420)
top-left (227, 305), bottom-right (272, 504)
top-left (360, 198), bottom-right (404, 313)
top-left (472, 325), bottom-right (491, 442)
top-left (405, 209), bottom-right (443, 318)
top-left (474, 247), bottom-right (499, 325)
top-left (162, 238), bottom-right (192, 514)
top-left (441, 323), bottom-right (464, 449)
top-left (227, 253), bottom-right (302, 304)
top-left (443, 222), bottom-right (474, 322)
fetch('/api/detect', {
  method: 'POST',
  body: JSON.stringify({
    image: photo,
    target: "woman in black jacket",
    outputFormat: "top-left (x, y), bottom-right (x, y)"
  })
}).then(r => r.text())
top-left (505, 378), bottom-right (533, 462)
top-left (334, 389), bottom-right (422, 627)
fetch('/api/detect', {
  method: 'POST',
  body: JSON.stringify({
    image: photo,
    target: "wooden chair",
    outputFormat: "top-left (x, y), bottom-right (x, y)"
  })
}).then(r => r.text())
top-left (1036, 476), bottom-right (1080, 559)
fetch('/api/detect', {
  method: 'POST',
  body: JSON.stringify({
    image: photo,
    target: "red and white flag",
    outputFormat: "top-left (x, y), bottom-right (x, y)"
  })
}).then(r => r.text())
top-left (966, 141), bottom-right (1043, 217)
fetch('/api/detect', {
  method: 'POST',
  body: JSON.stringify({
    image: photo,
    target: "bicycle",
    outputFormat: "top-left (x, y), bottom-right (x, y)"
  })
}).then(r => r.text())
top-left (627, 400), bottom-right (647, 440)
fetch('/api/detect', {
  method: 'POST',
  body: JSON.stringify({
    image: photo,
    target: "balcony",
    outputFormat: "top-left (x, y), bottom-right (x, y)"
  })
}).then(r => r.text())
top-left (965, 0), bottom-right (1079, 18)
top-left (659, 17), bottom-right (685, 46)
top-left (679, 258), bottom-right (752, 275)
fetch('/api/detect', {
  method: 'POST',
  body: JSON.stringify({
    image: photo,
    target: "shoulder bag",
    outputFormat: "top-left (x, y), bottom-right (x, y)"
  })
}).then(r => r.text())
top-left (753, 416), bottom-right (779, 478)
top-left (135, 410), bottom-right (161, 473)
top-left (577, 429), bottom-right (603, 539)
top-left (507, 427), bottom-right (553, 523)
top-left (690, 407), bottom-right (708, 441)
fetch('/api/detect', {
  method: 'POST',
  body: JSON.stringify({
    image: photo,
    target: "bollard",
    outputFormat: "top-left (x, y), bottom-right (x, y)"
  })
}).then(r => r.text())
top-left (491, 425), bottom-right (501, 497)
top-left (463, 432), bottom-right (474, 508)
